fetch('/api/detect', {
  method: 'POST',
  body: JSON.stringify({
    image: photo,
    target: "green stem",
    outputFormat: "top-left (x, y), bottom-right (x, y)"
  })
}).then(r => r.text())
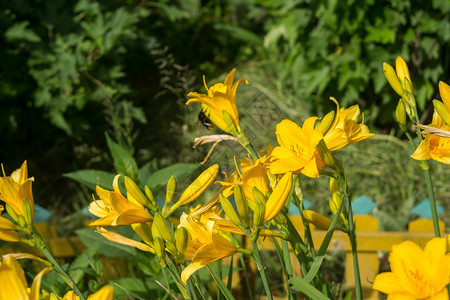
top-left (251, 241), bottom-right (272, 300)
top-left (341, 179), bottom-right (362, 300)
top-left (238, 253), bottom-right (254, 299)
top-left (39, 246), bottom-right (85, 300)
top-left (238, 132), bottom-right (259, 160)
top-left (423, 169), bottom-right (441, 237)
top-left (217, 260), bottom-right (223, 300)
top-left (281, 239), bottom-right (295, 300)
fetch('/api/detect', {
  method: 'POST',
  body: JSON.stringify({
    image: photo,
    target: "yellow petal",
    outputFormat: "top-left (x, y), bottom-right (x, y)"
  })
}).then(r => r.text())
top-left (87, 285), bottom-right (114, 300)
top-left (439, 81), bottom-right (450, 111)
top-left (112, 209), bottom-right (153, 225)
top-left (30, 267), bottom-right (51, 300)
top-left (96, 227), bottom-right (154, 253)
top-left (181, 261), bottom-right (204, 284)
top-left (372, 272), bottom-right (407, 295)
top-left (0, 256), bottom-right (28, 300)
top-left (396, 56), bottom-right (412, 91)
top-left (411, 140), bottom-right (432, 161)
top-left (62, 291), bottom-right (79, 300)
top-left (0, 229), bottom-right (21, 242)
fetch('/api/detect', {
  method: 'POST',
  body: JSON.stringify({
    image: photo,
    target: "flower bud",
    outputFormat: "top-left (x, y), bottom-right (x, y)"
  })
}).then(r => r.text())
top-left (383, 63), bottom-right (406, 99)
top-left (22, 199), bottom-right (33, 226)
top-left (144, 186), bottom-right (157, 206)
top-left (165, 176), bottom-right (176, 205)
top-left (131, 223), bottom-right (153, 245)
top-left (433, 100), bottom-right (450, 128)
top-left (5, 204), bottom-right (18, 223)
top-left (219, 194), bottom-right (243, 229)
top-left (253, 201), bottom-right (265, 228)
top-left (252, 187), bottom-right (267, 205)
top-left (396, 100), bottom-right (407, 132)
top-left (396, 56), bottom-right (413, 93)
top-left (316, 111), bottom-right (335, 135)
top-left (153, 213), bottom-right (173, 242)
top-left (125, 177), bottom-right (158, 211)
top-left (153, 236), bottom-right (166, 267)
top-left (165, 240), bottom-right (178, 254)
top-left (175, 227), bottom-right (188, 255)
top-left (302, 210), bottom-right (332, 230)
top-left (234, 184), bottom-right (249, 228)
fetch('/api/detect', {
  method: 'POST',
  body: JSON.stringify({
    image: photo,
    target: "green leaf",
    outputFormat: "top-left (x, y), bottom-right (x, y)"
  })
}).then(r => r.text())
top-left (64, 169), bottom-right (115, 190)
top-left (5, 21), bottom-right (41, 42)
top-left (288, 277), bottom-right (330, 300)
top-left (76, 228), bottom-right (137, 258)
top-left (214, 23), bottom-right (263, 47)
top-left (112, 277), bottom-right (160, 300)
top-left (105, 133), bottom-right (138, 180)
top-left (145, 163), bottom-right (200, 190)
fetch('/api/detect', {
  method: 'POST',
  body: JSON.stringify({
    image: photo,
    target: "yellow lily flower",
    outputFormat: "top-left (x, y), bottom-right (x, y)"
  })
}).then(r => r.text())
top-left (179, 213), bottom-right (237, 283)
top-left (0, 255), bottom-right (51, 300)
top-left (395, 56), bottom-right (413, 93)
top-left (89, 175), bottom-right (153, 226)
top-left (60, 285), bottom-right (114, 300)
top-left (187, 69), bottom-right (248, 135)
top-left (322, 97), bottom-right (374, 151)
top-left (0, 161), bottom-right (34, 220)
top-left (411, 111), bottom-right (450, 164)
top-left (372, 237), bottom-right (450, 299)
top-left (269, 118), bottom-right (324, 178)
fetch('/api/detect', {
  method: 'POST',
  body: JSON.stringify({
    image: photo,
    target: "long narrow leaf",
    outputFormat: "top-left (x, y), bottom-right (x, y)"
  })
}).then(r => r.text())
top-left (288, 276), bottom-right (330, 300)
top-left (207, 265), bottom-right (235, 300)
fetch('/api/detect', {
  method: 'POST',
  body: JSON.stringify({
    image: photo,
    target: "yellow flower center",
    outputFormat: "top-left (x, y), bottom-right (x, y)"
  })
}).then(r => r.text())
top-left (407, 267), bottom-right (436, 296)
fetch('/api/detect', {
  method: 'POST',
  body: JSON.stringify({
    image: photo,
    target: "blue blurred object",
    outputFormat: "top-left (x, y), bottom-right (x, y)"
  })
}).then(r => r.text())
top-left (351, 195), bottom-right (377, 215)
top-left (34, 204), bottom-right (52, 222)
top-left (411, 198), bottom-right (444, 219)
top-left (288, 199), bottom-right (312, 215)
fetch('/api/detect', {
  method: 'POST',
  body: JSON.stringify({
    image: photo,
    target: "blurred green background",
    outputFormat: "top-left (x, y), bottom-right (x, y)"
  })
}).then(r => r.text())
top-left (1, 0), bottom-right (449, 230)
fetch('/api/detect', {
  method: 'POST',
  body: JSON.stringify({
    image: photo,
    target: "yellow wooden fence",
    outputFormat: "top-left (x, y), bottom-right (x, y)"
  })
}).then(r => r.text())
top-left (0, 216), bottom-right (445, 299)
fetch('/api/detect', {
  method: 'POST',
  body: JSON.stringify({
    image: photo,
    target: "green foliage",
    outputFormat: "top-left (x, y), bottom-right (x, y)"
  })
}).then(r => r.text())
top-left (253, 0), bottom-right (450, 124)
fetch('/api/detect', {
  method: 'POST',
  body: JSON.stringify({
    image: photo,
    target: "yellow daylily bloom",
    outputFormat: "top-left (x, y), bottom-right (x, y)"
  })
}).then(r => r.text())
top-left (179, 213), bottom-right (237, 283)
top-left (269, 118), bottom-right (324, 178)
top-left (411, 111), bottom-right (450, 164)
top-left (433, 81), bottom-right (450, 127)
top-left (0, 161), bottom-right (34, 219)
top-left (96, 227), bottom-right (154, 253)
top-left (187, 69), bottom-right (248, 135)
top-left (263, 172), bottom-right (292, 222)
top-left (88, 175), bottom-right (153, 226)
top-left (322, 97), bottom-right (374, 151)
top-left (373, 237), bottom-right (450, 299)
top-left (0, 255), bottom-right (51, 300)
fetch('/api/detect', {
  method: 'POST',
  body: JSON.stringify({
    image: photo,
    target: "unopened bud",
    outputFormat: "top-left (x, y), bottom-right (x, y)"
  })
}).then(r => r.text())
top-left (395, 100), bottom-right (407, 132)
top-left (125, 177), bottom-right (158, 211)
top-left (316, 111), bottom-right (335, 135)
top-left (153, 213), bottom-right (173, 242)
top-left (153, 237), bottom-right (166, 267)
top-left (302, 210), bottom-right (332, 230)
top-left (175, 227), bottom-right (188, 255)
top-left (274, 213), bottom-right (287, 225)
top-left (5, 204), bottom-right (18, 223)
top-left (220, 194), bottom-right (243, 229)
top-left (383, 63), bottom-right (406, 99)
top-left (396, 56), bottom-right (413, 93)
top-left (131, 223), bottom-right (153, 245)
top-left (22, 199), bottom-right (33, 226)
top-left (433, 100), bottom-right (450, 127)
top-left (234, 185), bottom-right (249, 228)
top-left (165, 176), bottom-right (176, 205)
top-left (144, 186), bottom-right (157, 205)
top-left (252, 187), bottom-right (267, 205)
top-left (253, 201), bottom-right (265, 228)
top-left (165, 240), bottom-right (178, 254)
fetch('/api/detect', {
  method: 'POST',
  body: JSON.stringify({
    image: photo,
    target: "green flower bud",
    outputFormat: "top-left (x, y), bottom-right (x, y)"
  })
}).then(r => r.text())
top-left (396, 100), bottom-right (407, 132)
top-left (234, 184), bottom-right (249, 228)
top-left (175, 227), bottom-right (189, 255)
top-left (219, 194), bottom-right (243, 229)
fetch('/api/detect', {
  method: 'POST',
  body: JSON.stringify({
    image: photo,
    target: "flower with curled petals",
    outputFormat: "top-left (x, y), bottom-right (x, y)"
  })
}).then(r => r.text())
top-left (88, 175), bottom-right (153, 226)
top-left (269, 118), bottom-right (324, 178)
top-left (187, 69), bottom-right (248, 136)
top-left (373, 237), bottom-right (450, 299)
